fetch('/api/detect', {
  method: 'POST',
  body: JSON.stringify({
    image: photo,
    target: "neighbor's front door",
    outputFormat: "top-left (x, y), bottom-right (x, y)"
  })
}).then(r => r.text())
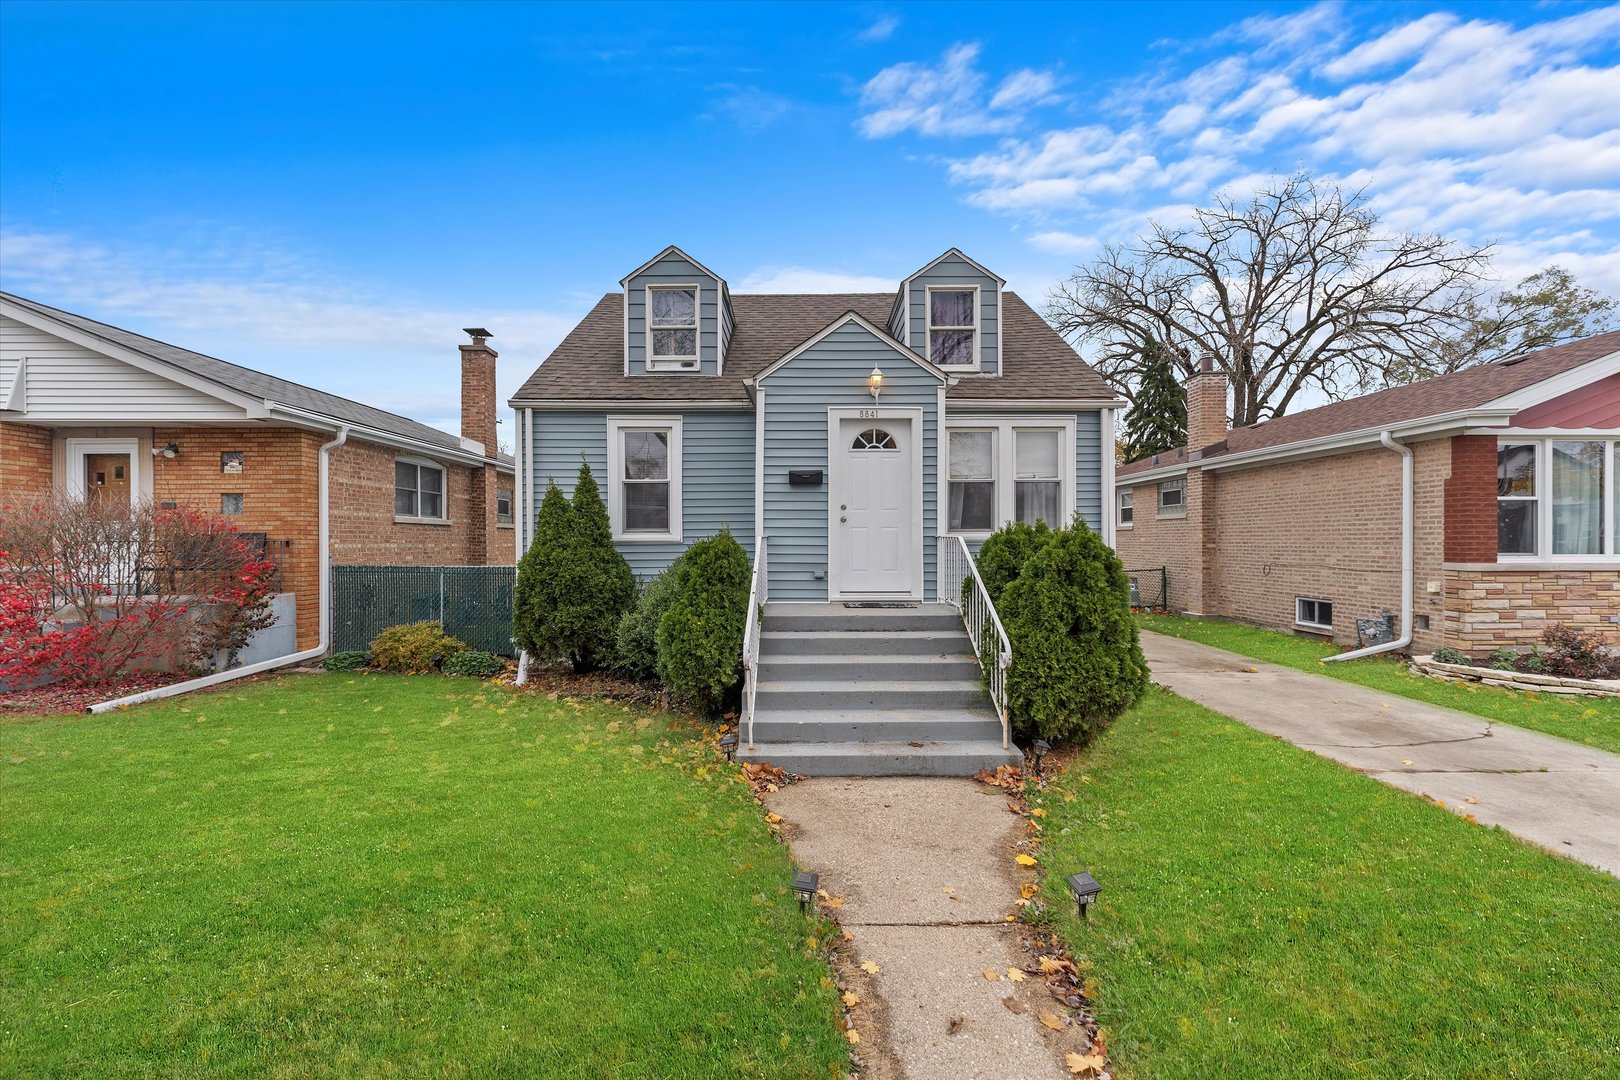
top-left (834, 417), bottom-right (914, 596)
top-left (84, 453), bottom-right (133, 509)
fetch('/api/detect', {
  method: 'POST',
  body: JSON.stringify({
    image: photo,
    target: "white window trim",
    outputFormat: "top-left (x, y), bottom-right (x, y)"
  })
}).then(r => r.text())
top-left (1157, 478), bottom-right (1187, 518)
top-left (63, 436), bottom-right (144, 500)
top-left (1117, 490), bottom-right (1133, 529)
top-left (1295, 597), bottom-right (1333, 632)
top-left (1496, 435), bottom-right (1618, 562)
top-left (946, 427), bottom-right (998, 535)
top-left (395, 454), bottom-right (450, 524)
top-left (607, 416), bottom-right (683, 542)
top-left (644, 284), bottom-right (702, 373)
top-left (942, 417), bottom-right (1076, 538)
top-left (925, 283), bottom-right (980, 372)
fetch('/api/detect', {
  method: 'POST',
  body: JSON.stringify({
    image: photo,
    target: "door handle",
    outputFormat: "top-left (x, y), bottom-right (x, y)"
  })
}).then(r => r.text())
top-left (840, 516), bottom-right (847, 523)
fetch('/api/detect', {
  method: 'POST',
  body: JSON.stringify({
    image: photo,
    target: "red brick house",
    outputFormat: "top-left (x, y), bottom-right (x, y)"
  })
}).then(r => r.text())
top-left (1113, 331), bottom-right (1620, 656)
top-left (0, 291), bottom-right (514, 654)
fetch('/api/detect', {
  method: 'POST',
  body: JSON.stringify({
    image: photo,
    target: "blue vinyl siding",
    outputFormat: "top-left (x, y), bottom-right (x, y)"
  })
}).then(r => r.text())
top-left (760, 321), bottom-right (942, 601)
top-left (1075, 409), bottom-right (1102, 532)
top-left (906, 253), bottom-right (1001, 375)
top-left (530, 409), bottom-right (755, 579)
top-left (625, 250), bottom-right (722, 376)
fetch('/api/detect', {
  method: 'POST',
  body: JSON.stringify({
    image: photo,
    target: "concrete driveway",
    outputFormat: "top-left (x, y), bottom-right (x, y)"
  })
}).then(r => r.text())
top-left (1143, 631), bottom-right (1620, 877)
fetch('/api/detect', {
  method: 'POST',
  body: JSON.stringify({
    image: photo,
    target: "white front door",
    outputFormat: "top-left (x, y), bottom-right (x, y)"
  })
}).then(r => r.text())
top-left (833, 416), bottom-right (914, 596)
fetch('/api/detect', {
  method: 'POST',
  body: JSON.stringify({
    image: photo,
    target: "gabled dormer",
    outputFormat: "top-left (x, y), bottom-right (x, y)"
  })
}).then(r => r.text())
top-left (621, 245), bottom-right (734, 376)
top-left (889, 248), bottom-right (1006, 375)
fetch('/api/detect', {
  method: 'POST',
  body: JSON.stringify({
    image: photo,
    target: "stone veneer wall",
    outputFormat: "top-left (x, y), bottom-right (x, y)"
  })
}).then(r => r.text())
top-left (1445, 566), bottom-right (1620, 652)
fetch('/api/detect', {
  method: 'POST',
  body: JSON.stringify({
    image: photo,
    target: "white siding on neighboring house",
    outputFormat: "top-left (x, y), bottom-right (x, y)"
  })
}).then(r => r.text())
top-left (0, 316), bottom-right (247, 423)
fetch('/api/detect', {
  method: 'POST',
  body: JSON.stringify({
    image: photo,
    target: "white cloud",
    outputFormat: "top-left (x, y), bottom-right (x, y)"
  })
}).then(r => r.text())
top-left (0, 229), bottom-right (578, 436)
top-left (736, 266), bottom-right (897, 293)
top-left (857, 43), bottom-right (1063, 138)
top-left (705, 84), bottom-right (792, 131)
top-left (1025, 231), bottom-right (1097, 256)
top-left (1319, 12), bottom-right (1455, 78)
top-left (857, 14), bottom-right (900, 43)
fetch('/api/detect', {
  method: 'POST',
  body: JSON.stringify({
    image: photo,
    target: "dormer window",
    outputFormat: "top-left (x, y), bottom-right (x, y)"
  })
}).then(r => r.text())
top-left (928, 287), bottom-right (977, 368)
top-left (648, 286), bottom-right (699, 370)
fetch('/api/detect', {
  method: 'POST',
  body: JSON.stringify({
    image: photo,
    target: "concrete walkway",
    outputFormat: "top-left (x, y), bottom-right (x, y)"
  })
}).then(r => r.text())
top-left (766, 778), bottom-right (1087, 1079)
top-left (1144, 631), bottom-right (1620, 876)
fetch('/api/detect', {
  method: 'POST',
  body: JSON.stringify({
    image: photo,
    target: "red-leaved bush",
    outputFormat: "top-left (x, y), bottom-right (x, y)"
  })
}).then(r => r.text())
top-left (0, 493), bottom-right (278, 687)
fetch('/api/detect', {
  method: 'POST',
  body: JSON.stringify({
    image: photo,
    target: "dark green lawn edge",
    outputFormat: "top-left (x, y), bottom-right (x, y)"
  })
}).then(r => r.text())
top-left (1137, 612), bottom-right (1620, 755)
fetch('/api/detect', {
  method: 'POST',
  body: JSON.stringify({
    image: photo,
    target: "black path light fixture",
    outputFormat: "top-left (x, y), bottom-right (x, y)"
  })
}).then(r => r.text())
top-left (719, 730), bottom-right (738, 762)
top-left (1032, 739), bottom-right (1051, 775)
top-left (1066, 871), bottom-right (1101, 920)
top-left (792, 870), bottom-right (819, 912)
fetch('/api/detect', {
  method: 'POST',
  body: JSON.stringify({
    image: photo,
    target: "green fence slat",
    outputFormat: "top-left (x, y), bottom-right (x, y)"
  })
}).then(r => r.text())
top-left (332, 565), bottom-right (516, 656)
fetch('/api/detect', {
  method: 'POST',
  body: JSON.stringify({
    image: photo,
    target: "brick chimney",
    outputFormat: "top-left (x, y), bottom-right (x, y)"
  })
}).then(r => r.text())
top-left (460, 328), bottom-right (499, 565)
top-left (1186, 354), bottom-right (1228, 453)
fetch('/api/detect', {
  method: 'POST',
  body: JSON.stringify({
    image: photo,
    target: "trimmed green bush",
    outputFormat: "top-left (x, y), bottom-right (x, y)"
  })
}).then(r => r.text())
top-left (322, 650), bottom-right (369, 672)
top-left (997, 517), bottom-right (1148, 745)
top-left (972, 519), bottom-right (1051, 606)
top-left (443, 650), bottom-right (506, 678)
top-left (615, 564), bottom-right (681, 682)
top-left (552, 462), bottom-right (637, 672)
top-left (369, 622), bottom-right (468, 675)
top-left (1430, 646), bottom-right (1469, 666)
top-left (656, 530), bottom-right (751, 716)
top-left (513, 481), bottom-right (571, 658)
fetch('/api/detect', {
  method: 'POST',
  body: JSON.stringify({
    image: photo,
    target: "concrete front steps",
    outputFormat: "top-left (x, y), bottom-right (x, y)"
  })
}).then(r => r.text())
top-left (738, 603), bottom-right (1023, 777)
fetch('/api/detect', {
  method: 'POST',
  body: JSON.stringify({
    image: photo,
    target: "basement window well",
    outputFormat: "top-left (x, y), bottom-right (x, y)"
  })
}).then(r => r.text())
top-left (1295, 597), bottom-right (1333, 632)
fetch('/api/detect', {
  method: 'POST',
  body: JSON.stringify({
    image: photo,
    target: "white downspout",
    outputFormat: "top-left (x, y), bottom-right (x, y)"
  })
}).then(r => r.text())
top-left (1324, 430), bottom-right (1413, 663)
top-left (88, 426), bottom-right (351, 712)
top-left (515, 407), bottom-right (533, 686)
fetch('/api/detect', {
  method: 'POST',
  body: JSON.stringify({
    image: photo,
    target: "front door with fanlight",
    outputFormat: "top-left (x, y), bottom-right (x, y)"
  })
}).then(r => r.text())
top-left (833, 416), bottom-right (914, 596)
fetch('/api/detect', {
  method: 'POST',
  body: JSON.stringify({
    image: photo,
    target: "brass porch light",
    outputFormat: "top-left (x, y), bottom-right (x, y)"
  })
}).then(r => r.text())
top-left (868, 367), bottom-right (884, 402)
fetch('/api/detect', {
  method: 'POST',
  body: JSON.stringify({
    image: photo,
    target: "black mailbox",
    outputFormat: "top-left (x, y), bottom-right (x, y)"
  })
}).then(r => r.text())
top-left (788, 469), bottom-right (823, 487)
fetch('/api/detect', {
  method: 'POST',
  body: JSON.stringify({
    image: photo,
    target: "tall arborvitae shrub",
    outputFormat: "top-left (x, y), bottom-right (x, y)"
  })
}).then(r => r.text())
top-left (553, 461), bottom-right (636, 672)
top-left (614, 563), bottom-right (681, 682)
top-left (513, 481), bottom-right (572, 659)
top-left (1124, 335), bottom-right (1188, 462)
top-left (997, 517), bottom-right (1148, 745)
top-left (972, 519), bottom-right (1052, 606)
top-left (655, 529), bottom-right (751, 716)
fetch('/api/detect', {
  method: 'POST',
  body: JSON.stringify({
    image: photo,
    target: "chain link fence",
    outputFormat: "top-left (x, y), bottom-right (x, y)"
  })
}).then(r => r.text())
top-left (332, 565), bottom-right (515, 656)
top-left (1124, 567), bottom-right (1169, 611)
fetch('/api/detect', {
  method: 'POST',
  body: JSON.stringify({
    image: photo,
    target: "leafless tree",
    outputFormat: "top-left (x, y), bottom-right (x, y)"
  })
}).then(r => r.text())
top-left (1046, 173), bottom-right (1492, 427)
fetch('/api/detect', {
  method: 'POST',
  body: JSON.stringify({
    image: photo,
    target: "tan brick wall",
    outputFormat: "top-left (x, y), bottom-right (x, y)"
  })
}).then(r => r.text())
top-left (327, 439), bottom-right (511, 566)
top-left (0, 422), bottom-right (53, 495)
top-left (150, 426), bottom-right (323, 649)
top-left (1446, 569), bottom-right (1620, 652)
top-left (1114, 473), bottom-right (1200, 614)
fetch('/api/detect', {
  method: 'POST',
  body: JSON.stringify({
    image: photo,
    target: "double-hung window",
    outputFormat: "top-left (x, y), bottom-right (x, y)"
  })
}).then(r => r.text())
top-left (608, 417), bottom-right (683, 541)
top-left (395, 457), bottom-right (447, 521)
top-left (1498, 437), bottom-right (1615, 559)
top-left (647, 286), bottom-right (699, 370)
top-left (1014, 430), bottom-right (1061, 525)
top-left (928, 287), bottom-right (977, 368)
top-left (1117, 491), bottom-right (1133, 528)
top-left (948, 430), bottom-right (995, 532)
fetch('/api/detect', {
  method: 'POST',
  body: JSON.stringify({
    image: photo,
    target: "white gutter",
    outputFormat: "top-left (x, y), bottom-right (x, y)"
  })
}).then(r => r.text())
top-left (269, 403), bottom-right (506, 470)
top-left (1324, 430), bottom-right (1413, 663)
top-left (88, 426), bottom-right (351, 712)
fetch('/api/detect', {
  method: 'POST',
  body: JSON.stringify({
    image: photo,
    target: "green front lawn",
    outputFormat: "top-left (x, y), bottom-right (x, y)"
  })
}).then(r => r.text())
top-left (1, 676), bottom-right (844, 1079)
top-left (1036, 687), bottom-right (1620, 1079)
top-left (1139, 612), bottom-right (1620, 755)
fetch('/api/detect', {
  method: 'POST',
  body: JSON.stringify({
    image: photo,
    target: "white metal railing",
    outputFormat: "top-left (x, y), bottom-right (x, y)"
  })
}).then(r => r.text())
top-left (741, 536), bottom-right (768, 749)
top-left (939, 535), bottom-right (1012, 750)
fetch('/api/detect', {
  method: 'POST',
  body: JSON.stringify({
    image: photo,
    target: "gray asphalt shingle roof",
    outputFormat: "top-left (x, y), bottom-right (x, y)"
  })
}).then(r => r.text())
top-left (3, 290), bottom-right (509, 464)
top-left (511, 291), bottom-right (1115, 404)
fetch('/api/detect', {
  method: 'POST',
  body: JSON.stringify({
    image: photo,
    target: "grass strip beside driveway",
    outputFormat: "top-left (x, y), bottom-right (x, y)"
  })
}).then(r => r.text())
top-left (1035, 687), bottom-right (1620, 1079)
top-left (1139, 612), bottom-right (1620, 755)
top-left (1, 675), bottom-right (845, 1079)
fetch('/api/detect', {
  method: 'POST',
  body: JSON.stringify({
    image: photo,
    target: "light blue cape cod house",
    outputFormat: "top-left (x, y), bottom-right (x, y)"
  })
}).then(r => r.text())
top-left (510, 246), bottom-right (1124, 774)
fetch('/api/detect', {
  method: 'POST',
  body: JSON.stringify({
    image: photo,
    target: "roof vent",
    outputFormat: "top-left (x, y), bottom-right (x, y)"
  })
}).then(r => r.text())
top-left (1499, 352), bottom-right (1531, 366)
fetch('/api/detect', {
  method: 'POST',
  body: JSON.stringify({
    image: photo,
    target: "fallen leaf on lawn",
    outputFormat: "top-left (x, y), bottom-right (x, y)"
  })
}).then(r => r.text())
top-left (1006, 968), bottom-right (1026, 982)
top-left (1038, 956), bottom-right (1077, 975)
top-left (983, 968), bottom-right (1001, 981)
top-left (1005, 914), bottom-right (1016, 921)
top-left (1465, 796), bottom-right (1479, 805)
top-left (1030, 808), bottom-right (1047, 818)
top-left (825, 895), bottom-right (845, 908)
top-left (843, 991), bottom-right (860, 1007)
top-left (845, 1028), bottom-right (860, 1045)
top-left (861, 961), bottom-right (881, 975)
top-left (1002, 996), bottom-right (1026, 1015)
top-left (1245, 666), bottom-right (1258, 673)
top-left (764, 812), bottom-right (783, 824)
top-left (1464, 813), bottom-right (1478, 824)
top-left (1008, 800), bottom-right (1022, 814)
top-left (817, 888), bottom-right (830, 900)
top-left (1065, 1051), bottom-right (1106, 1075)
top-left (1020, 882), bottom-right (1039, 900)
top-left (1039, 1011), bottom-right (1065, 1031)
top-left (1016, 854), bottom-right (1038, 867)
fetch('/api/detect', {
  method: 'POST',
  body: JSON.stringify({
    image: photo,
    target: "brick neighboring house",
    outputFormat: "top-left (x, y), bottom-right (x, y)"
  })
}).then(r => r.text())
top-left (1, 292), bottom-right (515, 654)
top-left (1113, 332), bottom-right (1620, 656)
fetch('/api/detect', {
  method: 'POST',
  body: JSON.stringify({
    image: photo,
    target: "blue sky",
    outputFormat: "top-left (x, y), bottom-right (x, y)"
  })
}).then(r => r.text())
top-left (3, 0), bottom-right (1617, 439)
